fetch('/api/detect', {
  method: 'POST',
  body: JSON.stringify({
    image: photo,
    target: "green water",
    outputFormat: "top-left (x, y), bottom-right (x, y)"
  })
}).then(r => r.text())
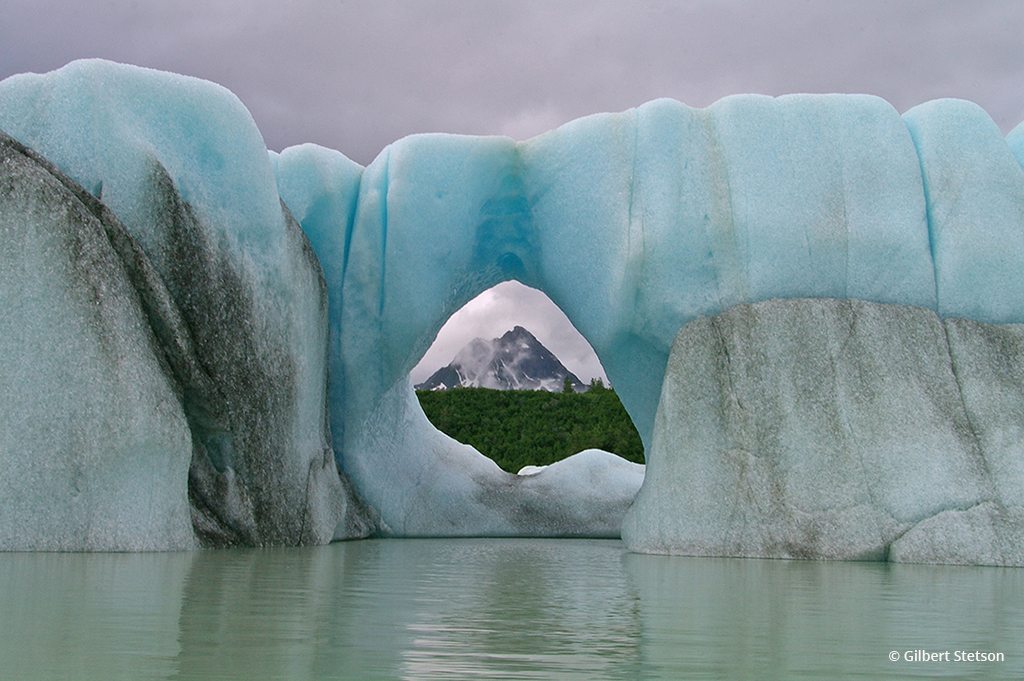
top-left (1, 539), bottom-right (1021, 680)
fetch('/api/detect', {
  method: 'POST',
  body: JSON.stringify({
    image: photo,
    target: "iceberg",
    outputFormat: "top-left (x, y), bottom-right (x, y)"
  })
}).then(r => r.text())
top-left (2, 60), bottom-right (1023, 560)
top-left (620, 298), bottom-right (1024, 566)
top-left (0, 61), bottom-right (369, 548)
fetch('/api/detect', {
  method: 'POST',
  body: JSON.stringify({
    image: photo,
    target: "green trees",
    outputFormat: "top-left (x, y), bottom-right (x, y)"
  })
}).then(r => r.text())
top-left (415, 386), bottom-right (644, 473)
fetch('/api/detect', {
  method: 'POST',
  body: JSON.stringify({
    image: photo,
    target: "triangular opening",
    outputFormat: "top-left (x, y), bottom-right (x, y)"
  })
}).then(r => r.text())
top-left (411, 281), bottom-right (644, 474)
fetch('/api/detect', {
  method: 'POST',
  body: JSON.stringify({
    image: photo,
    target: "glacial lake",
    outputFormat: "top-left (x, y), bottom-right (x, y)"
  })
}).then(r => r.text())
top-left (1, 538), bottom-right (1022, 680)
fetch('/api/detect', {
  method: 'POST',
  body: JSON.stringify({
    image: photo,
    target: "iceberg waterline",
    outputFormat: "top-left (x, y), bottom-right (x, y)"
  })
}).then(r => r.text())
top-left (1, 60), bottom-right (1023, 563)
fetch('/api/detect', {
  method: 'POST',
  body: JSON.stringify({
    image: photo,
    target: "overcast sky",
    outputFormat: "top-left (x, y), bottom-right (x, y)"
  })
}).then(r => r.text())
top-left (3, 0), bottom-right (1023, 382)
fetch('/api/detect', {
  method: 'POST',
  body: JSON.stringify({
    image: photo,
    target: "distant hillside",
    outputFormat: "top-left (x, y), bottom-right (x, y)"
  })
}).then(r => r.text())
top-left (416, 326), bottom-right (587, 392)
top-left (416, 385), bottom-right (643, 473)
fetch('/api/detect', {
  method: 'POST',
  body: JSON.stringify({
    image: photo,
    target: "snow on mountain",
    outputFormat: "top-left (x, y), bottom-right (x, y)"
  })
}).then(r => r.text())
top-left (415, 326), bottom-right (586, 392)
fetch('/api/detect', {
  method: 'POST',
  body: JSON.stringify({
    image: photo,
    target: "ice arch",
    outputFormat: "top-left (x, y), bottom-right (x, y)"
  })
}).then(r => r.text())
top-left (275, 141), bottom-right (646, 536)
top-left (277, 93), bottom-right (1014, 536)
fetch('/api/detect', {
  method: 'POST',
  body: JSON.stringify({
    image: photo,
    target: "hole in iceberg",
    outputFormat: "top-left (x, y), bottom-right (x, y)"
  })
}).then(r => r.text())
top-left (410, 281), bottom-right (644, 475)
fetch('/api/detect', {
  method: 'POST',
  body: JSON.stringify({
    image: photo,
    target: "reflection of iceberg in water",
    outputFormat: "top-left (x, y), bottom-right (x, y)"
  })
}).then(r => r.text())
top-left (0, 551), bottom-right (193, 679)
top-left (171, 540), bottom-right (643, 680)
top-left (171, 543), bottom-right (404, 679)
top-left (2, 543), bottom-right (1023, 679)
top-left (393, 541), bottom-right (641, 680)
top-left (621, 552), bottom-right (1024, 679)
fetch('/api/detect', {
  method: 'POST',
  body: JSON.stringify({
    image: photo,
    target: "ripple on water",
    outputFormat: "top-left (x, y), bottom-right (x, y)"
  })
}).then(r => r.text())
top-left (1, 539), bottom-right (1022, 680)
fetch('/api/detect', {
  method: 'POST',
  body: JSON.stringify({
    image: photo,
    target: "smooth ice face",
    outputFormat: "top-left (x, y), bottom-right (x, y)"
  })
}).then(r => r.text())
top-left (904, 100), bottom-right (1024, 323)
top-left (0, 60), bottom-right (284, 259)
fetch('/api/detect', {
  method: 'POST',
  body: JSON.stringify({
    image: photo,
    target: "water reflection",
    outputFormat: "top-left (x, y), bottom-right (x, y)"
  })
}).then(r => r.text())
top-left (1, 540), bottom-right (1022, 680)
top-left (622, 553), bottom-right (1024, 679)
top-left (0, 551), bottom-right (192, 680)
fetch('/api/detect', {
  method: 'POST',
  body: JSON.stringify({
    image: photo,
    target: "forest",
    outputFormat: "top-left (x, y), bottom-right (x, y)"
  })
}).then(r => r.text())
top-left (415, 383), bottom-right (644, 473)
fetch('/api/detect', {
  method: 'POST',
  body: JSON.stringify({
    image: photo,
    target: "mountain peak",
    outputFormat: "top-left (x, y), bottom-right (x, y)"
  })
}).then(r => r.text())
top-left (498, 325), bottom-right (534, 342)
top-left (416, 326), bottom-right (585, 392)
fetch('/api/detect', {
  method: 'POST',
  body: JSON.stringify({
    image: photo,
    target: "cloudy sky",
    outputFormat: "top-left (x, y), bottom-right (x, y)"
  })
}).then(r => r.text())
top-left (3, 0), bottom-right (1023, 382)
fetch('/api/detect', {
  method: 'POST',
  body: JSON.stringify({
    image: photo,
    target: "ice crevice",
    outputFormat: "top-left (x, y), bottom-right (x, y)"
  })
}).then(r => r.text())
top-left (905, 114), bottom-right (942, 315)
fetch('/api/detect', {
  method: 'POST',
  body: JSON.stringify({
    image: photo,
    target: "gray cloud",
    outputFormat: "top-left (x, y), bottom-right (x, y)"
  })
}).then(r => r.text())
top-left (3, 0), bottom-right (1023, 382)
top-left (3, 0), bottom-right (1022, 165)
